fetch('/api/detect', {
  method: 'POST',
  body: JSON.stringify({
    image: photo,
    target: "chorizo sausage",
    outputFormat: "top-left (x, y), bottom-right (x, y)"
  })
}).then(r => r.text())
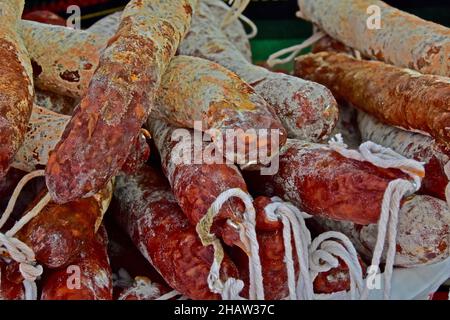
top-left (148, 120), bottom-right (247, 247)
top-left (0, 0), bottom-right (34, 179)
top-left (45, 0), bottom-right (197, 204)
top-left (15, 181), bottom-right (113, 269)
top-left (358, 111), bottom-right (449, 200)
top-left (179, 3), bottom-right (338, 141)
top-left (294, 52), bottom-right (450, 150)
top-left (312, 195), bottom-right (450, 267)
top-left (243, 139), bottom-right (408, 225)
top-left (40, 225), bottom-right (113, 300)
top-left (113, 165), bottom-right (240, 300)
top-left (298, 0), bottom-right (450, 76)
top-left (0, 259), bottom-right (25, 300)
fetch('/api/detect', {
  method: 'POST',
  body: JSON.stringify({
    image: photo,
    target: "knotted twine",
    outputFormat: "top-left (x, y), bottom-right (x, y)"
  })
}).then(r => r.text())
top-left (196, 188), bottom-right (264, 300)
top-left (0, 170), bottom-right (49, 300)
top-left (328, 134), bottom-right (424, 299)
top-left (264, 197), bottom-right (364, 300)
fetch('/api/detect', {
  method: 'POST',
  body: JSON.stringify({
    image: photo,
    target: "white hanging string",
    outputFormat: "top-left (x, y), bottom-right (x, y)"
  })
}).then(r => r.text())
top-left (309, 232), bottom-right (365, 300)
top-left (266, 31), bottom-right (326, 67)
top-left (0, 170), bottom-right (48, 300)
top-left (328, 134), bottom-right (424, 299)
top-left (196, 188), bottom-right (264, 300)
top-left (264, 197), bottom-right (314, 300)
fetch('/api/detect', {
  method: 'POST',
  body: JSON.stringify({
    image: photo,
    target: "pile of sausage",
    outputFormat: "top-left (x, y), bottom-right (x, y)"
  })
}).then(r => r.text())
top-left (0, 0), bottom-right (449, 300)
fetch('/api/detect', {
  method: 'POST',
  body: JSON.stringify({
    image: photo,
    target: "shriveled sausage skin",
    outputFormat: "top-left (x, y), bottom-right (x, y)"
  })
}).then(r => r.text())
top-left (244, 139), bottom-right (407, 225)
top-left (113, 165), bottom-right (239, 300)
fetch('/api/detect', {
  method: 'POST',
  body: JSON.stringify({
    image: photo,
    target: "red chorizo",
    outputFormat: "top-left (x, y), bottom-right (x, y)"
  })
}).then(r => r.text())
top-left (16, 181), bottom-right (113, 269)
top-left (298, 0), bottom-right (450, 76)
top-left (40, 225), bottom-right (113, 300)
top-left (45, 0), bottom-right (197, 204)
top-left (148, 120), bottom-right (247, 247)
top-left (179, 3), bottom-right (338, 141)
top-left (358, 111), bottom-right (449, 200)
top-left (294, 52), bottom-right (450, 151)
top-left (113, 165), bottom-right (240, 300)
top-left (243, 139), bottom-right (408, 225)
top-left (0, 0), bottom-right (34, 179)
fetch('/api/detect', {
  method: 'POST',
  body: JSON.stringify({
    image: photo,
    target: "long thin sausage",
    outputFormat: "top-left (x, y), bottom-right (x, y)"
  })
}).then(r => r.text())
top-left (298, 0), bottom-right (450, 76)
top-left (0, 0), bottom-right (34, 179)
top-left (45, 0), bottom-right (197, 204)
top-left (295, 52), bottom-right (450, 151)
top-left (179, 3), bottom-right (338, 141)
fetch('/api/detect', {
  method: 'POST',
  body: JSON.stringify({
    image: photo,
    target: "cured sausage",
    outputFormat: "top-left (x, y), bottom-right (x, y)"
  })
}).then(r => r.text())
top-left (244, 139), bottom-right (408, 225)
top-left (358, 111), bottom-right (449, 200)
top-left (295, 52), bottom-right (450, 151)
top-left (311, 195), bottom-right (450, 267)
top-left (298, 0), bottom-right (450, 76)
top-left (0, 0), bottom-right (34, 179)
top-left (20, 20), bottom-right (106, 98)
top-left (45, 0), bottom-right (197, 204)
top-left (148, 120), bottom-right (248, 247)
top-left (15, 181), bottom-right (113, 269)
top-left (113, 165), bottom-right (240, 300)
top-left (151, 55), bottom-right (287, 165)
top-left (179, 3), bottom-right (338, 141)
top-left (12, 105), bottom-right (149, 175)
top-left (40, 225), bottom-right (113, 300)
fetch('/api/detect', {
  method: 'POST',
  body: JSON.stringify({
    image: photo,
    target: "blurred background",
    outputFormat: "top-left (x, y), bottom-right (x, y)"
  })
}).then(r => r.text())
top-left (24, 0), bottom-right (450, 63)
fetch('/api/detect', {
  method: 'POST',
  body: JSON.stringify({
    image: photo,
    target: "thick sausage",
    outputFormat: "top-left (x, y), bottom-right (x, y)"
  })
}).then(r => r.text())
top-left (0, 0), bottom-right (34, 179)
top-left (295, 52), bottom-right (450, 150)
top-left (358, 111), bottom-right (449, 200)
top-left (45, 0), bottom-right (197, 204)
top-left (244, 139), bottom-right (408, 225)
top-left (298, 0), bottom-right (450, 76)
top-left (113, 165), bottom-right (240, 300)
top-left (179, 3), bottom-right (338, 141)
